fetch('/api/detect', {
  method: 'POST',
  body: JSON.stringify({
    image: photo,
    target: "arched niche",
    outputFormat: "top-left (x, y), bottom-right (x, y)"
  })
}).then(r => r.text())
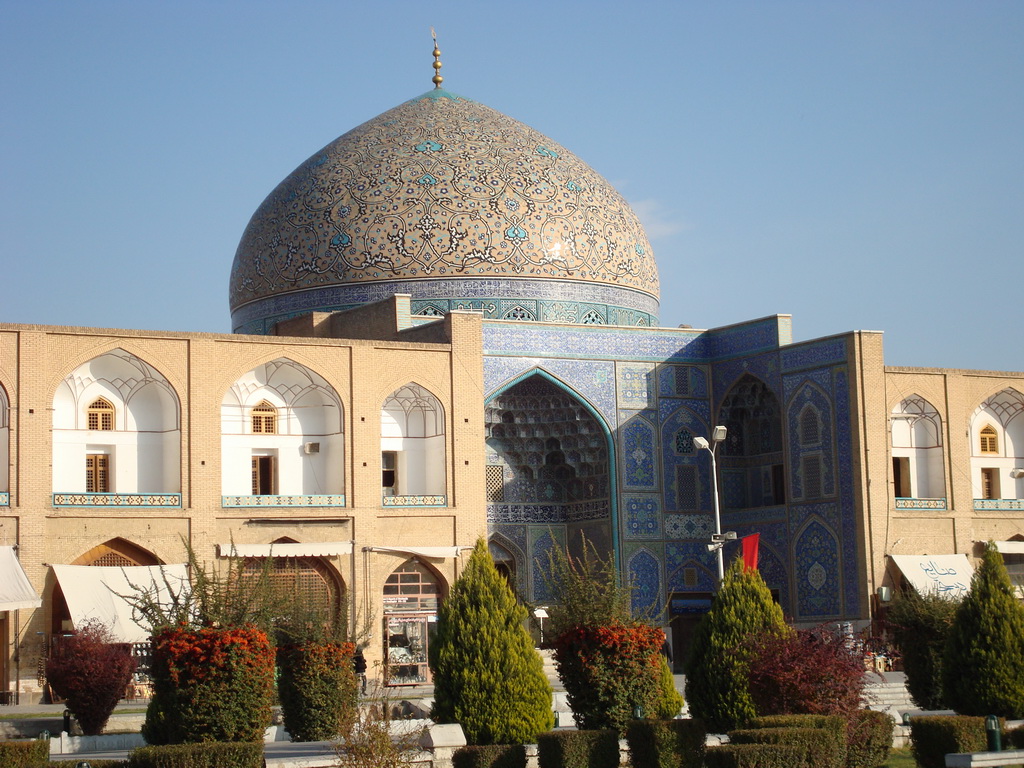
top-left (221, 359), bottom-right (345, 499)
top-left (717, 374), bottom-right (785, 509)
top-left (380, 383), bottom-right (446, 501)
top-left (969, 388), bottom-right (1024, 501)
top-left (890, 395), bottom-right (945, 500)
top-left (52, 350), bottom-right (181, 497)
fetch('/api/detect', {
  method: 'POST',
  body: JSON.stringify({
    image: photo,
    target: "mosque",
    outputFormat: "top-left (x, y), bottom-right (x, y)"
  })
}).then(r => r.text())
top-left (0, 46), bottom-right (1022, 702)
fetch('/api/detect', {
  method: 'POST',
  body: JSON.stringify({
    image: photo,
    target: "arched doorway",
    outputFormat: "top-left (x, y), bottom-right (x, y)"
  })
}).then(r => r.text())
top-left (383, 559), bottom-right (443, 686)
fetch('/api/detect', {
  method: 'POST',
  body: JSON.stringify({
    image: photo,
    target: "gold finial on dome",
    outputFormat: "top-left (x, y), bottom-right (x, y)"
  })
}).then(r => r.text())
top-left (431, 27), bottom-right (443, 88)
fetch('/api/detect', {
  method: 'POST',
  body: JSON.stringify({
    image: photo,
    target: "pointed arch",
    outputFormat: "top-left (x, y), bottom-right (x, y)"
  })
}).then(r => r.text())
top-left (786, 380), bottom-right (836, 502)
top-left (0, 383), bottom-right (9, 497)
top-left (891, 394), bottom-right (946, 501)
top-left (52, 350), bottom-right (181, 498)
top-left (793, 517), bottom-right (841, 618)
top-left (72, 538), bottom-right (162, 567)
top-left (716, 373), bottom-right (785, 509)
top-left (381, 382), bottom-right (446, 502)
top-left (485, 368), bottom-right (619, 569)
top-left (221, 358), bottom-right (345, 501)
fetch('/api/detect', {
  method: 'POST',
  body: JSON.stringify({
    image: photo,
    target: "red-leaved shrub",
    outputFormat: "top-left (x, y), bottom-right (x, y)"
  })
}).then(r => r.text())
top-left (45, 620), bottom-right (136, 735)
top-left (745, 625), bottom-right (865, 718)
top-left (143, 625), bottom-right (275, 744)
top-left (553, 622), bottom-right (663, 733)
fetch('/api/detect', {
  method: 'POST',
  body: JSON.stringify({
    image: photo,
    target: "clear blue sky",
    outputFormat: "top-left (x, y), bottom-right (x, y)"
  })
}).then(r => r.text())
top-left (2, 1), bottom-right (1021, 371)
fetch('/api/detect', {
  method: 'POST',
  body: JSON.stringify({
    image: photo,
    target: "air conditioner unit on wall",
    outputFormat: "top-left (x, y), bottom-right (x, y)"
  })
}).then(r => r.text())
top-left (303, 442), bottom-right (320, 454)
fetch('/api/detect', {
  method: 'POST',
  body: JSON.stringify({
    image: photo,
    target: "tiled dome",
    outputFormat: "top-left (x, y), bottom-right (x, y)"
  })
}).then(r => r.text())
top-left (229, 89), bottom-right (660, 333)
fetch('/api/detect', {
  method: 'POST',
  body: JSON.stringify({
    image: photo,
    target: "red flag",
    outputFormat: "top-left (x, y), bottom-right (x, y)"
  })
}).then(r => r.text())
top-left (742, 533), bottom-right (760, 572)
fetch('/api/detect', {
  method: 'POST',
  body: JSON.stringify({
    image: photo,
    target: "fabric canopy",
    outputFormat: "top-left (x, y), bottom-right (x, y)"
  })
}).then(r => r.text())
top-left (217, 542), bottom-right (353, 558)
top-left (992, 541), bottom-right (1024, 555)
top-left (890, 554), bottom-right (973, 599)
top-left (52, 564), bottom-right (189, 643)
top-left (367, 546), bottom-right (471, 559)
top-left (0, 546), bottom-right (41, 612)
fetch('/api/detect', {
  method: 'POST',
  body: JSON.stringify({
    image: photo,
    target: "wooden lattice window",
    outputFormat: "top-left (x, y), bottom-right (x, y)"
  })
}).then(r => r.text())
top-left (982, 468), bottom-right (1000, 500)
top-left (980, 425), bottom-right (998, 454)
top-left (485, 465), bottom-right (505, 502)
top-left (801, 455), bottom-right (822, 500)
top-left (90, 550), bottom-right (134, 567)
top-left (383, 560), bottom-right (440, 612)
top-left (87, 398), bottom-right (115, 431)
top-left (241, 557), bottom-right (338, 610)
top-left (251, 400), bottom-right (277, 434)
top-left (86, 453), bottom-right (110, 493)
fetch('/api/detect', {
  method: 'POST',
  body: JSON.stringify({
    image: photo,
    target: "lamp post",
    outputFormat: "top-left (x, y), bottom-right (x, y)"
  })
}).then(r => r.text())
top-left (694, 426), bottom-right (728, 582)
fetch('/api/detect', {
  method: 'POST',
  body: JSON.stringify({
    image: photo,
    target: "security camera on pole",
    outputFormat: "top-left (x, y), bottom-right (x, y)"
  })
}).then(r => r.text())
top-left (694, 425), bottom-right (732, 583)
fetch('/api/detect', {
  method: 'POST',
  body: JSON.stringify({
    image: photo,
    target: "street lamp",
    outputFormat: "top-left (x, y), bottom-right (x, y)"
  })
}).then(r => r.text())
top-left (1010, 468), bottom-right (1024, 479)
top-left (694, 426), bottom-right (728, 582)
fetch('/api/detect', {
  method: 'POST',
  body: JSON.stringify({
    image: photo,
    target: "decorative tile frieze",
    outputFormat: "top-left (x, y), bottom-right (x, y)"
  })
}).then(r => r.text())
top-left (0, 492), bottom-right (8, 507)
top-left (895, 498), bottom-right (948, 510)
top-left (221, 494), bottom-right (347, 508)
top-left (381, 495), bottom-right (447, 507)
top-left (53, 493), bottom-right (182, 508)
top-left (973, 498), bottom-right (1024, 511)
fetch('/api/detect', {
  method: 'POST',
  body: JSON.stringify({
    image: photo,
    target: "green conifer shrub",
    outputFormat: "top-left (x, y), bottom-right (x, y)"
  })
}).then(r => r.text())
top-left (452, 744), bottom-right (528, 768)
top-left (654, 653), bottom-right (685, 719)
top-left (845, 710), bottom-right (894, 768)
top-left (703, 743), bottom-right (804, 768)
top-left (429, 538), bottom-right (553, 745)
top-left (942, 542), bottom-right (1024, 718)
top-left (277, 641), bottom-right (357, 741)
top-left (683, 558), bottom-right (787, 732)
top-left (729, 726), bottom-right (843, 768)
top-left (887, 589), bottom-right (959, 710)
top-left (127, 741), bottom-right (264, 768)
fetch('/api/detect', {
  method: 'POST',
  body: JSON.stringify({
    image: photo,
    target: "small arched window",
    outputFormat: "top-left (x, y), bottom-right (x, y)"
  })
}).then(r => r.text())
top-left (251, 400), bottom-right (277, 434)
top-left (87, 398), bottom-right (115, 431)
top-left (800, 407), bottom-right (821, 447)
top-left (980, 425), bottom-right (998, 454)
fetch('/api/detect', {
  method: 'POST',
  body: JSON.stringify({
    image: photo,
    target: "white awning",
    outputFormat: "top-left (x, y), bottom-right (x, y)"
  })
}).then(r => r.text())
top-left (52, 564), bottom-right (189, 643)
top-left (217, 542), bottom-right (353, 558)
top-left (890, 554), bottom-right (973, 599)
top-left (0, 546), bottom-right (41, 612)
top-left (992, 541), bottom-right (1024, 554)
top-left (367, 546), bottom-right (472, 559)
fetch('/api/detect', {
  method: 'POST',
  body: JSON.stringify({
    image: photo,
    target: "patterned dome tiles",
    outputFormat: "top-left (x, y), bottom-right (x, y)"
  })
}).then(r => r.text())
top-left (230, 89), bottom-right (659, 317)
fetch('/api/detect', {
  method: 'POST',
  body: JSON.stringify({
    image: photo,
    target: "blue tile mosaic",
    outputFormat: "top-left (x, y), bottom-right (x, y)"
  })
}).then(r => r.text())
top-left (781, 338), bottom-right (849, 372)
top-left (663, 514), bottom-right (714, 540)
top-left (628, 549), bottom-right (661, 617)
top-left (484, 358), bottom-right (618, 427)
top-left (621, 414), bottom-right (658, 491)
top-left (794, 518), bottom-right (841, 618)
top-left (483, 323), bottom-right (710, 364)
top-left (617, 362), bottom-right (657, 410)
top-left (623, 494), bottom-right (661, 539)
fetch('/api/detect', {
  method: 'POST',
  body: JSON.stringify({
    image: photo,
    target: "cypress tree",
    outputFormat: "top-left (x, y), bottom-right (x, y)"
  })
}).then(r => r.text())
top-left (429, 538), bottom-right (553, 744)
top-left (887, 589), bottom-right (959, 710)
top-left (684, 558), bottom-right (787, 732)
top-left (943, 542), bottom-right (1024, 717)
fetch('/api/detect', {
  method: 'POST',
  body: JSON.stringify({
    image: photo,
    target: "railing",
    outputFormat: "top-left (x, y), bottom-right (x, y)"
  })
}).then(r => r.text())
top-left (973, 498), bottom-right (1024, 511)
top-left (894, 497), bottom-right (947, 510)
top-left (221, 494), bottom-right (346, 508)
top-left (53, 493), bottom-right (181, 507)
top-left (382, 495), bottom-right (447, 507)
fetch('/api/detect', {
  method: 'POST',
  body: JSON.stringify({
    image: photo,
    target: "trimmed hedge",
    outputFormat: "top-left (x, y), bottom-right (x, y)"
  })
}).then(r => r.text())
top-left (846, 709), bottom-right (894, 768)
top-left (537, 729), bottom-right (619, 768)
top-left (0, 739), bottom-right (50, 768)
top-left (127, 742), bottom-right (264, 768)
top-left (277, 641), bottom-right (357, 741)
top-left (909, 715), bottom-right (1001, 768)
top-left (48, 762), bottom-right (128, 767)
top-left (730, 726), bottom-right (843, 768)
top-left (704, 743), bottom-right (805, 768)
top-left (625, 718), bottom-right (706, 768)
top-left (1008, 723), bottom-right (1024, 748)
top-left (745, 714), bottom-right (847, 768)
top-left (452, 744), bottom-right (528, 768)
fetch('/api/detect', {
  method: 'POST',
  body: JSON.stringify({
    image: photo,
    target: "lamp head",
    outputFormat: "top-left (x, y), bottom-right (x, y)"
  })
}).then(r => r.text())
top-left (693, 436), bottom-right (710, 451)
top-left (1011, 468), bottom-right (1024, 479)
top-left (712, 425), bottom-right (728, 443)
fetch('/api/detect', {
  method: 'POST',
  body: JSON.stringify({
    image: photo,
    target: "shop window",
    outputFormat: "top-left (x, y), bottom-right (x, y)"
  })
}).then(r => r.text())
top-left (384, 560), bottom-right (441, 686)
